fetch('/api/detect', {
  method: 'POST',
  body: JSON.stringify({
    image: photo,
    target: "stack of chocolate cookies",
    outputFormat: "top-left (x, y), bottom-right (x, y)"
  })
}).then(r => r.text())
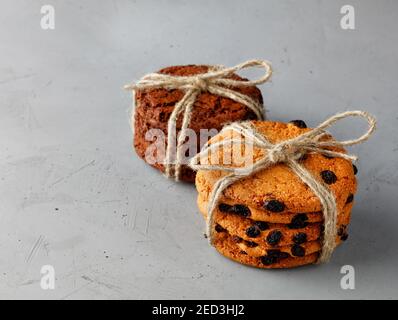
top-left (195, 120), bottom-right (357, 268)
top-left (133, 65), bottom-right (264, 182)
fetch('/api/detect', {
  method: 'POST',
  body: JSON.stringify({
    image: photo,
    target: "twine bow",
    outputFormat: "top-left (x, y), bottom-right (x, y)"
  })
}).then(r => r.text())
top-left (125, 60), bottom-right (272, 181)
top-left (190, 111), bottom-right (376, 263)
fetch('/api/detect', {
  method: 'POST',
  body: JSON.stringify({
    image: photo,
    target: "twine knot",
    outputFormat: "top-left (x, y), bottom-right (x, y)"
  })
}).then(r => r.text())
top-left (267, 142), bottom-right (303, 163)
top-left (267, 144), bottom-right (287, 163)
top-left (192, 78), bottom-right (209, 92)
top-left (125, 59), bottom-right (273, 181)
top-left (190, 110), bottom-right (376, 264)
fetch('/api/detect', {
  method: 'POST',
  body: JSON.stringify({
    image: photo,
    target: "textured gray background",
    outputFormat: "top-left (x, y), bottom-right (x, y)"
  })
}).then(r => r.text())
top-left (0, 0), bottom-right (397, 300)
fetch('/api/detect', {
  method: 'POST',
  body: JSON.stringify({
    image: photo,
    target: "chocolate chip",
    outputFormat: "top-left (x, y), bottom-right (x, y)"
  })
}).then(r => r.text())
top-left (280, 252), bottom-right (290, 259)
top-left (340, 233), bottom-right (349, 241)
top-left (159, 111), bottom-right (167, 122)
top-left (289, 120), bottom-right (307, 128)
top-left (346, 193), bottom-right (354, 204)
top-left (291, 244), bottom-right (305, 257)
top-left (260, 248), bottom-right (291, 265)
top-left (232, 235), bottom-right (243, 243)
top-left (266, 230), bottom-right (283, 246)
top-left (215, 224), bottom-right (226, 233)
top-left (260, 255), bottom-right (277, 265)
top-left (240, 250), bottom-right (248, 255)
top-left (254, 221), bottom-right (269, 231)
top-left (260, 249), bottom-right (289, 265)
top-left (320, 170), bottom-right (337, 184)
top-left (266, 249), bottom-right (280, 258)
top-left (288, 213), bottom-right (309, 229)
top-left (293, 232), bottom-right (307, 244)
top-left (218, 203), bottom-right (251, 217)
top-left (353, 164), bottom-right (358, 175)
top-left (267, 249), bottom-right (289, 259)
top-left (230, 204), bottom-right (251, 217)
top-left (337, 225), bottom-right (346, 236)
top-left (264, 200), bottom-right (285, 212)
top-left (245, 111), bottom-right (258, 120)
top-left (218, 203), bottom-right (232, 212)
top-left (246, 226), bottom-right (261, 238)
top-left (244, 240), bottom-right (259, 248)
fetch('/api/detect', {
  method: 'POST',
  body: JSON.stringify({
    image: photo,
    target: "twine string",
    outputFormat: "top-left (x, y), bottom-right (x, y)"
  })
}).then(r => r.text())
top-left (189, 110), bottom-right (376, 263)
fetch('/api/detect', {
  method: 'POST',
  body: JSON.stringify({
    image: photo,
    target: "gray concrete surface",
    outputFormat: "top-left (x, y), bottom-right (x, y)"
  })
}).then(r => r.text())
top-left (0, 0), bottom-right (397, 299)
